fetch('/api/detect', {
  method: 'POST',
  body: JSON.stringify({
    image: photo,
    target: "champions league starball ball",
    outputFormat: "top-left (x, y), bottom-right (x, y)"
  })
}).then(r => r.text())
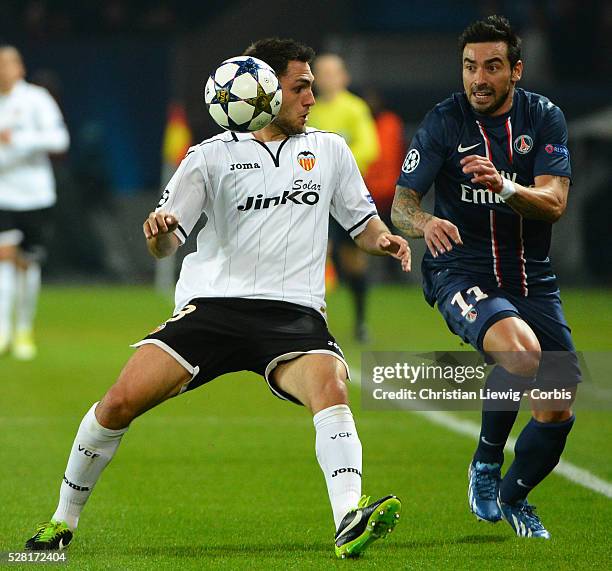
top-left (204, 56), bottom-right (282, 132)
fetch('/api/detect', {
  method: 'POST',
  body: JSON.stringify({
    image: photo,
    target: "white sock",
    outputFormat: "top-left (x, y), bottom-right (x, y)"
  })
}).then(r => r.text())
top-left (313, 404), bottom-right (362, 529)
top-left (52, 403), bottom-right (128, 529)
top-left (15, 263), bottom-right (41, 333)
top-left (0, 260), bottom-right (17, 340)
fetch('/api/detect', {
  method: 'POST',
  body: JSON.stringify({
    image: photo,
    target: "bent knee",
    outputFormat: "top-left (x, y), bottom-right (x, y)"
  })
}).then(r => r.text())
top-left (492, 335), bottom-right (541, 377)
top-left (97, 387), bottom-right (138, 429)
top-left (322, 376), bottom-right (349, 401)
top-left (502, 349), bottom-right (542, 377)
top-left (308, 376), bottom-right (349, 412)
top-left (485, 318), bottom-right (542, 377)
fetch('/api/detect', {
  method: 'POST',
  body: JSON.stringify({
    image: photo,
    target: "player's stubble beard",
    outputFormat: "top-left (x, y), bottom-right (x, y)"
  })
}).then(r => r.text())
top-left (270, 114), bottom-right (305, 137)
top-left (470, 81), bottom-right (513, 116)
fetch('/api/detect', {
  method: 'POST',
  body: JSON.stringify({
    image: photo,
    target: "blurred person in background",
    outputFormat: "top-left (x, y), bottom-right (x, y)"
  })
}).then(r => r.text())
top-left (363, 89), bottom-right (405, 281)
top-left (0, 45), bottom-right (69, 359)
top-left (308, 54), bottom-right (379, 342)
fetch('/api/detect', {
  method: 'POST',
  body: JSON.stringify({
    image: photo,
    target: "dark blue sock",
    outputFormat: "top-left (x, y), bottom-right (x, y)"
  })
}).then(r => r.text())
top-left (473, 366), bottom-right (531, 466)
top-left (500, 415), bottom-right (575, 504)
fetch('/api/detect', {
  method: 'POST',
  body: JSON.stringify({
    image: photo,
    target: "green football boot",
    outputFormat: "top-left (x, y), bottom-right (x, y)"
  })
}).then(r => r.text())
top-left (25, 521), bottom-right (73, 550)
top-left (334, 495), bottom-right (401, 558)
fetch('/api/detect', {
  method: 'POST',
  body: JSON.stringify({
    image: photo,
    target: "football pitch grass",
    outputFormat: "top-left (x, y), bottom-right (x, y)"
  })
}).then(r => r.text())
top-left (1, 285), bottom-right (611, 570)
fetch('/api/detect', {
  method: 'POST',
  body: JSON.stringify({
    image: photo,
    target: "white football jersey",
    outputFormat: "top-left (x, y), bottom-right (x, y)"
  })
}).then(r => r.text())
top-left (0, 80), bottom-right (69, 210)
top-left (157, 128), bottom-right (378, 317)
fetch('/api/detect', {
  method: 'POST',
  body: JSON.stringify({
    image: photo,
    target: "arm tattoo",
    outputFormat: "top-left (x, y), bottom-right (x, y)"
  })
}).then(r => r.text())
top-left (391, 187), bottom-right (433, 238)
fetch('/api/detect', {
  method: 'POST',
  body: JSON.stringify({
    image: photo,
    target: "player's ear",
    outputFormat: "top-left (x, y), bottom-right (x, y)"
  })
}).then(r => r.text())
top-left (511, 60), bottom-right (523, 83)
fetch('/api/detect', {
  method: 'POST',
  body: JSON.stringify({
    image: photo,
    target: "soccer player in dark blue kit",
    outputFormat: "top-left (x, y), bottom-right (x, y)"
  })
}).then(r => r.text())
top-left (392, 15), bottom-right (578, 539)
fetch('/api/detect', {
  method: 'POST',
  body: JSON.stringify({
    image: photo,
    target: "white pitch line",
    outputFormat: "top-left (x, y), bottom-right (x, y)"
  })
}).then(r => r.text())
top-left (412, 410), bottom-right (612, 499)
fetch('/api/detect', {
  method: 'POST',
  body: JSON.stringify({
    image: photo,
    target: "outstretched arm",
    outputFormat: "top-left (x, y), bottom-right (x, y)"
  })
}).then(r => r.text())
top-left (353, 217), bottom-right (411, 272)
top-left (461, 155), bottom-right (569, 223)
top-left (143, 211), bottom-right (180, 259)
top-left (391, 186), bottom-right (462, 258)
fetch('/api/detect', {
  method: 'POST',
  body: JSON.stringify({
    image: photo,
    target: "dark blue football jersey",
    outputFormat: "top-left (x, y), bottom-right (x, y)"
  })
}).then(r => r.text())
top-left (397, 88), bottom-right (571, 304)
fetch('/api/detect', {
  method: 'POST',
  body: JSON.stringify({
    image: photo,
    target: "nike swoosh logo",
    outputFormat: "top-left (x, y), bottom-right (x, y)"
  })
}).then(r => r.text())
top-left (58, 538), bottom-right (65, 549)
top-left (517, 479), bottom-right (532, 489)
top-left (458, 142), bottom-right (482, 153)
top-left (336, 510), bottom-right (363, 541)
top-left (481, 436), bottom-right (504, 446)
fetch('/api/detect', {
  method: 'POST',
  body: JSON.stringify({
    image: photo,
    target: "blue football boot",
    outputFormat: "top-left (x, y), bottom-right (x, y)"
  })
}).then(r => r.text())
top-left (497, 496), bottom-right (551, 539)
top-left (468, 461), bottom-right (502, 522)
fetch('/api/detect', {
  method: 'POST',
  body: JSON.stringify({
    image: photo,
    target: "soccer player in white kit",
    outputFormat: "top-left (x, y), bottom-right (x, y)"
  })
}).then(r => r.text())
top-left (25, 38), bottom-right (410, 559)
top-left (0, 45), bottom-right (69, 359)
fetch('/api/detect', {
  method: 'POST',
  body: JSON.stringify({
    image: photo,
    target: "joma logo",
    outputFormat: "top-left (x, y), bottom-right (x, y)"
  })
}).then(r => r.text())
top-left (63, 475), bottom-right (90, 491)
top-left (331, 467), bottom-right (362, 478)
top-left (230, 162), bottom-right (261, 171)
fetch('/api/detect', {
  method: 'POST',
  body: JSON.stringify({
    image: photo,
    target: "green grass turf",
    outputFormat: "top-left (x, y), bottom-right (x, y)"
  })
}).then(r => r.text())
top-left (1, 285), bottom-right (611, 570)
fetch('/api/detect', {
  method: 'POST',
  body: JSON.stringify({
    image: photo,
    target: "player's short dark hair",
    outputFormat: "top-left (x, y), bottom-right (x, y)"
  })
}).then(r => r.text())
top-left (458, 15), bottom-right (522, 69)
top-left (0, 43), bottom-right (19, 53)
top-left (243, 38), bottom-right (315, 77)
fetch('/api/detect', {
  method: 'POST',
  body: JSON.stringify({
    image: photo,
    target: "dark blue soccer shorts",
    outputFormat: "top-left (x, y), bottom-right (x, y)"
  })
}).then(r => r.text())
top-left (428, 269), bottom-right (581, 387)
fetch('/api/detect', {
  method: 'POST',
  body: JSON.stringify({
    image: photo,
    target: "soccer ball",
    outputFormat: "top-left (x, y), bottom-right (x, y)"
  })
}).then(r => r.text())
top-left (204, 56), bottom-right (282, 132)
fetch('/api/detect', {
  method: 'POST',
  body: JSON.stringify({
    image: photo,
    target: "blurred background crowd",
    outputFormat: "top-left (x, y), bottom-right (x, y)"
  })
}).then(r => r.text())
top-left (0, 0), bottom-right (610, 286)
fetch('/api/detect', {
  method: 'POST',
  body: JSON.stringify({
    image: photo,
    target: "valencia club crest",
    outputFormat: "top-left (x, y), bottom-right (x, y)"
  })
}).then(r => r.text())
top-left (297, 150), bottom-right (316, 171)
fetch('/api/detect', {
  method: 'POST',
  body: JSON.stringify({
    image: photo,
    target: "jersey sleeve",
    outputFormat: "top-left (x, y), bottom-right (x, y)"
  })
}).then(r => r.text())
top-left (155, 147), bottom-right (208, 244)
top-left (533, 103), bottom-right (572, 179)
top-left (396, 107), bottom-right (447, 195)
top-left (330, 138), bottom-right (379, 238)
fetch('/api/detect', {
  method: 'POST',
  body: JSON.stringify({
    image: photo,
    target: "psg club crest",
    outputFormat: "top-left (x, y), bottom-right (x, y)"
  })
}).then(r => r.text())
top-left (513, 134), bottom-right (533, 155)
top-left (297, 150), bottom-right (316, 171)
top-left (465, 308), bottom-right (478, 323)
